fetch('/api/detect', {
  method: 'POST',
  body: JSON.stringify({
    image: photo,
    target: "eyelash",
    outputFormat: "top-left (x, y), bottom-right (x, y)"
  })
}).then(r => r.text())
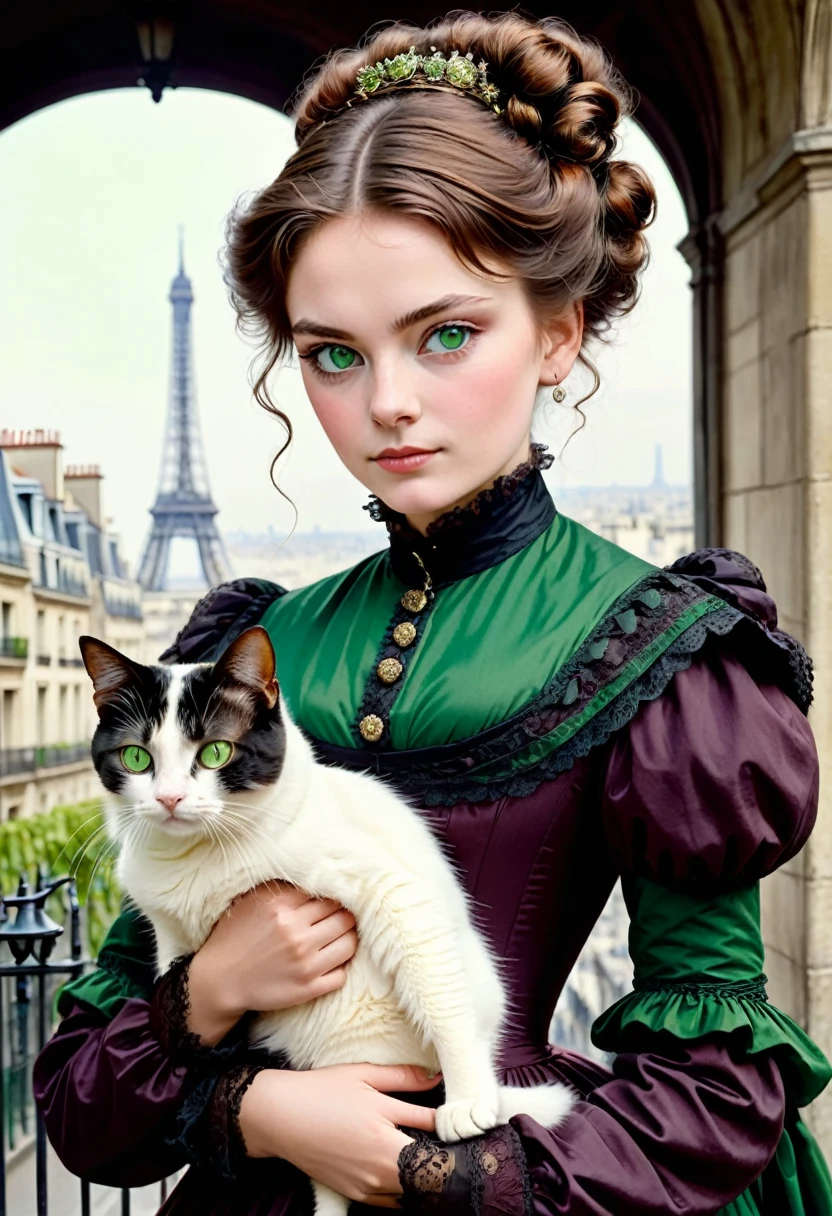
top-left (298, 322), bottom-right (482, 382)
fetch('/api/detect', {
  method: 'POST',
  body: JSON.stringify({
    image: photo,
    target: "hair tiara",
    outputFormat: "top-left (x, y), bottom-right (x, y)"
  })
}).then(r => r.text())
top-left (351, 44), bottom-right (502, 114)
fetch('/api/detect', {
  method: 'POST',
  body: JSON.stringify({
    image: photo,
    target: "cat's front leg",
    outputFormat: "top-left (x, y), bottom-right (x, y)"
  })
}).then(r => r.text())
top-left (360, 875), bottom-right (502, 1143)
top-left (433, 1036), bottom-right (502, 1143)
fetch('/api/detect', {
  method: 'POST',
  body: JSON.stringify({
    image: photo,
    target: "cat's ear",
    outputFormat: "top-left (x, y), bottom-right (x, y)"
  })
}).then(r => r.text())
top-left (79, 637), bottom-right (146, 713)
top-left (214, 627), bottom-right (279, 709)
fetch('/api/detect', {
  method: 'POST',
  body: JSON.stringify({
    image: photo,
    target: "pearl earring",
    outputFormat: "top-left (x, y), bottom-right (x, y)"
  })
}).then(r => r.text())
top-left (552, 384), bottom-right (567, 403)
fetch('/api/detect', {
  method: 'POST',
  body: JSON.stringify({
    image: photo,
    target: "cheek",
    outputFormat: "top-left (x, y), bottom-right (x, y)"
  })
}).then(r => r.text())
top-left (303, 373), bottom-right (364, 465)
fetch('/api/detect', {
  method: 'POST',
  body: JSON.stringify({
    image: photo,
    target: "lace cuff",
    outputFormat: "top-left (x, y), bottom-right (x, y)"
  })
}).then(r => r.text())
top-left (149, 954), bottom-right (254, 1068)
top-left (148, 954), bottom-right (204, 1064)
top-left (398, 1125), bottom-right (531, 1216)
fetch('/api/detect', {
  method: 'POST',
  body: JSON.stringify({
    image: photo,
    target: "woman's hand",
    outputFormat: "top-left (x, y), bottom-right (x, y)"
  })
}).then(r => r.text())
top-left (239, 1063), bottom-right (440, 1208)
top-left (186, 882), bottom-right (357, 1044)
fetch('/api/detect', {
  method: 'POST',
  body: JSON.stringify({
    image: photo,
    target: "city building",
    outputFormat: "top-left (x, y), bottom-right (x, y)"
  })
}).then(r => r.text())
top-left (0, 430), bottom-right (143, 821)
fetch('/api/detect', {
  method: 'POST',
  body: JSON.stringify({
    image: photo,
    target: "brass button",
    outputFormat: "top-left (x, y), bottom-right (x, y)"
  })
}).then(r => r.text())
top-left (393, 622), bottom-right (417, 648)
top-left (359, 714), bottom-right (385, 743)
top-left (401, 589), bottom-right (427, 613)
top-left (377, 657), bottom-right (403, 684)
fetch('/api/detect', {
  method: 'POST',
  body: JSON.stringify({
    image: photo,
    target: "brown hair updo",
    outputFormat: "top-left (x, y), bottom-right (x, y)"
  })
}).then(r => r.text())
top-left (224, 9), bottom-right (656, 444)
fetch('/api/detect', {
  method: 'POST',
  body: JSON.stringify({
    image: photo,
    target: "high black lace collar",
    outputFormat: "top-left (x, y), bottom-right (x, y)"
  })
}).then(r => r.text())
top-left (364, 443), bottom-right (556, 588)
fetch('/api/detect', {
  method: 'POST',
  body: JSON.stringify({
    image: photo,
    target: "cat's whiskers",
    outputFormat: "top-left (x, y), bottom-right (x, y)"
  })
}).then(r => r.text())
top-left (210, 818), bottom-right (262, 894)
top-left (51, 809), bottom-right (116, 873)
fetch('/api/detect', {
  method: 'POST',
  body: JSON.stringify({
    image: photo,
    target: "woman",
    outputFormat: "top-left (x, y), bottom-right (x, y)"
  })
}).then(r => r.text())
top-left (34, 11), bottom-right (832, 1214)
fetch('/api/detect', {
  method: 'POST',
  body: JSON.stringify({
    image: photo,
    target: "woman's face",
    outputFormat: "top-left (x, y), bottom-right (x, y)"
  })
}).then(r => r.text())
top-left (286, 212), bottom-right (582, 531)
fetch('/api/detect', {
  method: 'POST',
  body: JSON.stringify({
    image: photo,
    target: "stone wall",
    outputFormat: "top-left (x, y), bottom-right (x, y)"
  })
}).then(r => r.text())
top-left (721, 144), bottom-right (832, 1143)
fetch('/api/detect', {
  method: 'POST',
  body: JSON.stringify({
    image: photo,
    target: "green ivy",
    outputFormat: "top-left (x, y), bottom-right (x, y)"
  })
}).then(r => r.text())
top-left (0, 800), bottom-right (121, 958)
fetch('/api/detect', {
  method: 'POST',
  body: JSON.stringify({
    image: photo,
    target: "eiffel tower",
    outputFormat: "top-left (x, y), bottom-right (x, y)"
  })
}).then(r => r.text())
top-left (138, 236), bottom-right (231, 591)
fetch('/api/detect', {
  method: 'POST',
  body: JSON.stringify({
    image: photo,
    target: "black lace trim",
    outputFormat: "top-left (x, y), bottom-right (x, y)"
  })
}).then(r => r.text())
top-left (365, 443), bottom-right (554, 533)
top-left (149, 954), bottom-right (259, 1069)
top-left (398, 1125), bottom-right (531, 1215)
top-left (413, 600), bottom-right (743, 806)
top-left (634, 975), bottom-right (769, 1001)
top-left (149, 955), bottom-right (205, 1064)
top-left (313, 571), bottom-right (743, 805)
top-left (667, 548), bottom-right (813, 714)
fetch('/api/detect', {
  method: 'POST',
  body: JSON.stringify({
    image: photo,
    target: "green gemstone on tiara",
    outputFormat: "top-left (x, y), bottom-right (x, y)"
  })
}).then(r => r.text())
top-left (352, 43), bottom-right (501, 112)
top-left (445, 51), bottom-right (478, 88)
top-left (356, 63), bottom-right (384, 93)
top-left (422, 54), bottom-right (447, 81)
top-left (384, 48), bottom-right (420, 82)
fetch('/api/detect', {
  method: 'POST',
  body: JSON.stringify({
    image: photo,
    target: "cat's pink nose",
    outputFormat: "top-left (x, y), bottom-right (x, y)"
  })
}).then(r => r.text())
top-left (157, 793), bottom-right (185, 814)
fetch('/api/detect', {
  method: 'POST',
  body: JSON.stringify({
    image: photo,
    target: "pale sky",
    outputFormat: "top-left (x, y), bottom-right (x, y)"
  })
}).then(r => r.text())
top-left (0, 87), bottom-right (692, 571)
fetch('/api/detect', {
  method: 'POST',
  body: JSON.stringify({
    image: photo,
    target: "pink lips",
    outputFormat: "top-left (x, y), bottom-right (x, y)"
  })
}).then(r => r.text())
top-left (373, 447), bottom-right (439, 473)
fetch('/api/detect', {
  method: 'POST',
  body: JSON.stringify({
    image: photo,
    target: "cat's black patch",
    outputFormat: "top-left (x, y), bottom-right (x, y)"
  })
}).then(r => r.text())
top-left (90, 666), bottom-right (172, 794)
top-left (178, 664), bottom-right (286, 791)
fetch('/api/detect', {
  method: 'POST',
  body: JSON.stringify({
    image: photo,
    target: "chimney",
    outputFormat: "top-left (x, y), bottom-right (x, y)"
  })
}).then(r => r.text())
top-left (64, 464), bottom-right (104, 527)
top-left (0, 429), bottom-right (63, 500)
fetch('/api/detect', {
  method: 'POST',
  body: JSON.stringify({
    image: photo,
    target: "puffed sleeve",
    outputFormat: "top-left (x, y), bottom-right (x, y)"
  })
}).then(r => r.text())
top-left (159, 577), bottom-right (286, 664)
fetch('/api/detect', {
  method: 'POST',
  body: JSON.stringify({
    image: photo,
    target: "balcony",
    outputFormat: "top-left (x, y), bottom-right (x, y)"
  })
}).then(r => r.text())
top-left (0, 637), bottom-right (27, 662)
top-left (0, 745), bottom-right (91, 781)
top-left (36, 654), bottom-right (51, 666)
top-left (34, 743), bottom-right (90, 769)
top-left (0, 748), bottom-right (35, 779)
top-left (57, 656), bottom-right (84, 668)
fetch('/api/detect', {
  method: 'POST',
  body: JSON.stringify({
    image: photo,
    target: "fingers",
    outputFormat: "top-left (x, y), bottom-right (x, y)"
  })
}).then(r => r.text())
top-left (300, 896), bottom-right (347, 926)
top-left (384, 1098), bottom-right (437, 1132)
top-left (310, 908), bottom-right (357, 949)
top-left (357, 1063), bottom-right (443, 1094)
top-left (316, 927), bottom-right (358, 973)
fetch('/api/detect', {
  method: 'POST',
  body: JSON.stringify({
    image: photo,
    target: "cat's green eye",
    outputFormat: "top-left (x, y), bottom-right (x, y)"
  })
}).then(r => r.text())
top-left (199, 740), bottom-right (234, 770)
top-left (121, 745), bottom-right (152, 774)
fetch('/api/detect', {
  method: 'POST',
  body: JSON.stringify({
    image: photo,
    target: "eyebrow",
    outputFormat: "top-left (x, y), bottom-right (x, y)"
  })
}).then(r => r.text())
top-left (290, 294), bottom-right (493, 341)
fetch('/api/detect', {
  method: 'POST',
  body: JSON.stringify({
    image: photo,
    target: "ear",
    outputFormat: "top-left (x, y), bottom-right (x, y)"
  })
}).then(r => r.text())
top-left (79, 636), bottom-right (145, 713)
top-left (538, 300), bottom-right (585, 387)
top-left (213, 627), bottom-right (279, 709)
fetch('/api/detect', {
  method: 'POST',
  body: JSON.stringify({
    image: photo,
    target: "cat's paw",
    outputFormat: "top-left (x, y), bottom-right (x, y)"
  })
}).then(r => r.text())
top-left (436, 1094), bottom-right (501, 1142)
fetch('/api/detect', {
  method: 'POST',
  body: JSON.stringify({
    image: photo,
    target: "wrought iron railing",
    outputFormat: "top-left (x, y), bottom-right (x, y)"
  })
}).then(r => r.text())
top-left (0, 872), bottom-right (175, 1215)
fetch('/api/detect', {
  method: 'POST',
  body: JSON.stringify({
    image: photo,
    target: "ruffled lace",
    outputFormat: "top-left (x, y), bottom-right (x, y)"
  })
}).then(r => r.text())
top-left (399, 1125), bottom-right (531, 1215)
top-left (592, 977), bottom-right (832, 1108)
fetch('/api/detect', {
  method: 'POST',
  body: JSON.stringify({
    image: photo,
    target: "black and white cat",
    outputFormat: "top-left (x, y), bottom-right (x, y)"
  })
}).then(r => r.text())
top-left (81, 626), bottom-right (573, 1216)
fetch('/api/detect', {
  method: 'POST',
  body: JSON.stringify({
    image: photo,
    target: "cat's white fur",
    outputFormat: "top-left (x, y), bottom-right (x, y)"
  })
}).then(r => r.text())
top-left (110, 664), bottom-right (574, 1216)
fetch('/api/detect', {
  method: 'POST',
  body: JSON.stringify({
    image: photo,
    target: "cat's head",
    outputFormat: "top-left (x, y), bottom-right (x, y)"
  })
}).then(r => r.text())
top-left (80, 626), bottom-right (285, 840)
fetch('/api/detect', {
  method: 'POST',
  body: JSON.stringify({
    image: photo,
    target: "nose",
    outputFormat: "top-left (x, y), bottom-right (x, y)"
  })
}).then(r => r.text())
top-left (156, 793), bottom-right (184, 814)
top-left (369, 373), bottom-right (421, 429)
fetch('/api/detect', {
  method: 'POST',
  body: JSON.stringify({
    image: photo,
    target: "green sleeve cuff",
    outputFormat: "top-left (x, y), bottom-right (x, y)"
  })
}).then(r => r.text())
top-left (592, 977), bottom-right (832, 1108)
top-left (57, 907), bottom-right (156, 1019)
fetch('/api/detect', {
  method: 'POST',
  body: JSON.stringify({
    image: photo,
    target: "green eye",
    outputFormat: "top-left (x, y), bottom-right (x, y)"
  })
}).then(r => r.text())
top-left (199, 740), bottom-right (234, 769)
top-left (121, 746), bottom-right (152, 774)
top-left (319, 345), bottom-right (357, 373)
top-left (426, 325), bottom-right (470, 353)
